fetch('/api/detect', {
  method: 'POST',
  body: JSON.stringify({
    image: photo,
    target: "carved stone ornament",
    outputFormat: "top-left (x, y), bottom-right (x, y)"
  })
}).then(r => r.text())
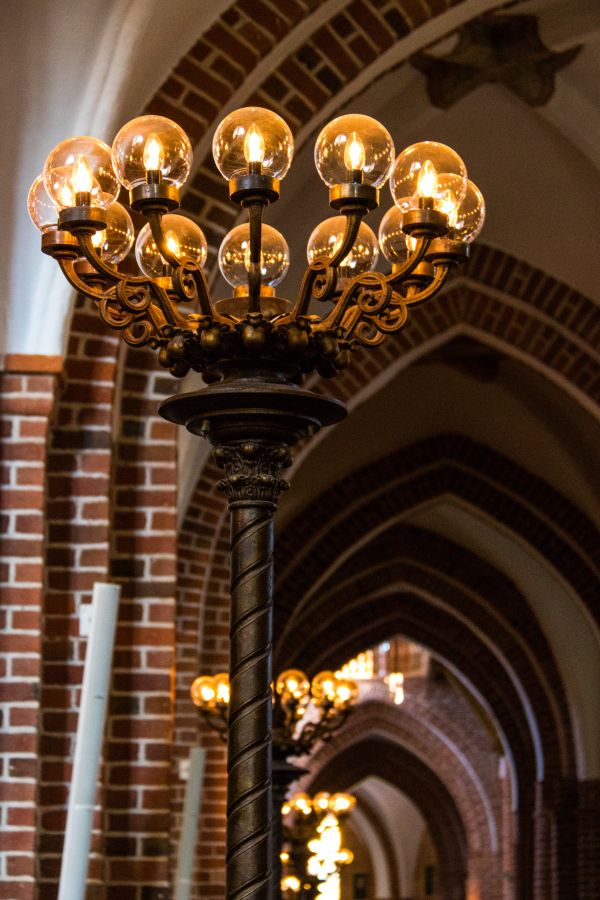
top-left (411, 13), bottom-right (581, 109)
top-left (214, 441), bottom-right (293, 504)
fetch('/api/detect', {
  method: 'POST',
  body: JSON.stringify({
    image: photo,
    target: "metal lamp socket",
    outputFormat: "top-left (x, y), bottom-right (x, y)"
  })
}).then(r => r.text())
top-left (41, 228), bottom-right (80, 258)
top-left (58, 205), bottom-right (107, 234)
top-left (229, 173), bottom-right (280, 206)
top-left (129, 182), bottom-right (180, 213)
top-left (425, 238), bottom-right (470, 266)
top-left (402, 207), bottom-right (448, 237)
top-left (329, 183), bottom-right (379, 212)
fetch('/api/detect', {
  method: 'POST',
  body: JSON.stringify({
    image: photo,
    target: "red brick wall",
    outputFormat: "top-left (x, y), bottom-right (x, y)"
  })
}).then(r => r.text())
top-left (0, 355), bottom-right (60, 900)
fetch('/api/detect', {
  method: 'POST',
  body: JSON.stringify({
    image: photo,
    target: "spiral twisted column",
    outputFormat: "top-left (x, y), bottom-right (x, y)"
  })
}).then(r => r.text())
top-left (215, 442), bottom-right (292, 900)
top-left (160, 377), bottom-right (346, 900)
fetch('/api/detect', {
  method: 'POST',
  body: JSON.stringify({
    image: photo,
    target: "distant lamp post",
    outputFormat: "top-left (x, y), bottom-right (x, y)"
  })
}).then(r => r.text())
top-left (192, 670), bottom-right (358, 897)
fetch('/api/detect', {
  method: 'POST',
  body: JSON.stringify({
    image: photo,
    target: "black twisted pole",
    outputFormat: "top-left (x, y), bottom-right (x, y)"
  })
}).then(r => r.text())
top-left (215, 441), bottom-right (292, 900)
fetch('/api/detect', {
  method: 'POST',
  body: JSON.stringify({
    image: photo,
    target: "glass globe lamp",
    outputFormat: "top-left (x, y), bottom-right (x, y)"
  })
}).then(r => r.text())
top-left (191, 675), bottom-right (217, 708)
top-left (111, 114), bottom-right (193, 189)
top-left (44, 136), bottom-right (119, 208)
top-left (276, 669), bottom-right (310, 702)
top-left (28, 174), bottom-right (59, 232)
top-left (307, 216), bottom-right (378, 285)
top-left (378, 205), bottom-right (418, 264)
top-left (310, 670), bottom-right (338, 703)
top-left (449, 179), bottom-right (485, 243)
top-left (213, 107), bottom-right (294, 180)
top-left (315, 114), bottom-right (395, 187)
top-left (90, 201), bottom-right (134, 265)
top-left (135, 214), bottom-right (207, 277)
top-left (390, 141), bottom-right (467, 214)
top-left (218, 223), bottom-right (290, 291)
top-left (213, 672), bottom-right (230, 705)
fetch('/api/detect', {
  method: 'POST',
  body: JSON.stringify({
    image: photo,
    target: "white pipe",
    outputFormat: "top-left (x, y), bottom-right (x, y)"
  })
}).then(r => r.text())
top-left (174, 747), bottom-right (207, 900)
top-left (57, 582), bottom-right (121, 900)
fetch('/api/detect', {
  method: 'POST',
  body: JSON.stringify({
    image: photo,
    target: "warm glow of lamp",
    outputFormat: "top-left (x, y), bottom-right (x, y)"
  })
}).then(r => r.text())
top-left (165, 230), bottom-right (181, 258)
top-left (143, 133), bottom-right (165, 172)
top-left (344, 131), bottom-right (366, 173)
top-left (71, 155), bottom-right (94, 196)
top-left (244, 123), bottom-right (266, 166)
top-left (417, 159), bottom-right (438, 199)
top-left (91, 229), bottom-right (106, 249)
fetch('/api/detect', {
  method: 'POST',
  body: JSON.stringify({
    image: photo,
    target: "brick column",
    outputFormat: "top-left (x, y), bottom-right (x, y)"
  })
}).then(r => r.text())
top-left (0, 354), bottom-right (60, 900)
top-left (103, 350), bottom-right (177, 900)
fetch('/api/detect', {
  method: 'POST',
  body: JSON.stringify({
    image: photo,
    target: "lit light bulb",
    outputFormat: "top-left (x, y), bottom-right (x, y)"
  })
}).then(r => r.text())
top-left (71, 154), bottom-right (94, 196)
top-left (214, 673), bottom-right (230, 704)
top-left (191, 675), bottom-right (217, 707)
top-left (112, 115), bottom-right (192, 190)
top-left (59, 185), bottom-right (75, 208)
top-left (315, 114), bottom-right (395, 187)
top-left (243, 123), bottom-right (266, 166)
top-left (165, 230), bottom-right (181, 258)
top-left (344, 131), bottom-right (366, 173)
top-left (213, 107), bottom-right (293, 180)
top-left (417, 160), bottom-right (438, 199)
top-left (390, 141), bottom-right (467, 213)
top-left (135, 214), bottom-right (207, 277)
top-left (143, 133), bottom-right (165, 172)
top-left (91, 229), bottom-right (106, 249)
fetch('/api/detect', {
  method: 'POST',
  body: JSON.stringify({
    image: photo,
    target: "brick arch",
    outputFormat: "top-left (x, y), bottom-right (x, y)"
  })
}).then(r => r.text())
top-left (309, 735), bottom-right (469, 900)
top-left (274, 522), bottom-right (575, 780)
top-left (350, 792), bottom-right (402, 898)
top-left (275, 433), bottom-right (600, 652)
top-left (305, 696), bottom-right (512, 897)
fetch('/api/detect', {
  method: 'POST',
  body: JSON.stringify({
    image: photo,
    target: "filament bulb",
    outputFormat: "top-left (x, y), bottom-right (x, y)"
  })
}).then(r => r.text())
top-left (71, 154), bottom-right (94, 195)
top-left (417, 159), bottom-right (438, 198)
top-left (91, 229), bottom-right (106, 249)
top-left (165, 230), bottom-right (180, 257)
top-left (344, 131), bottom-right (366, 172)
top-left (243, 123), bottom-right (266, 165)
top-left (438, 188), bottom-right (458, 226)
top-left (143, 133), bottom-right (164, 171)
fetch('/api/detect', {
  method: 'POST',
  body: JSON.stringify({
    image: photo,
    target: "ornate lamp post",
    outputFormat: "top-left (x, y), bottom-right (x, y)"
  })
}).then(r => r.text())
top-left (191, 669), bottom-right (359, 897)
top-left (31, 106), bottom-right (485, 900)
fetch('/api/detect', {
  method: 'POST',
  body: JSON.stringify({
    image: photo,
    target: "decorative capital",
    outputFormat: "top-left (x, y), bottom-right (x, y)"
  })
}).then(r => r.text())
top-left (214, 441), bottom-right (292, 505)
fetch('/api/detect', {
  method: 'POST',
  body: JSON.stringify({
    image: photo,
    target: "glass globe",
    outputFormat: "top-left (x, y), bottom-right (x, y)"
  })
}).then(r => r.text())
top-left (315, 114), bottom-right (395, 188)
top-left (378, 205), bottom-right (419, 264)
top-left (449, 179), bottom-right (485, 243)
top-left (90, 201), bottom-right (134, 265)
top-left (310, 670), bottom-right (338, 703)
top-left (112, 114), bottom-right (193, 190)
top-left (390, 141), bottom-right (467, 214)
top-left (190, 675), bottom-right (216, 708)
top-left (135, 214), bottom-right (207, 277)
top-left (276, 669), bottom-right (310, 701)
top-left (307, 216), bottom-right (378, 284)
top-left (213, 107), bottom-right (294, 180)
top-left (218, 223), bottom-right (290, 289)
top-left (44, 136), bottom-right (119, 209)
top-left (28, 174), bottom-right (59, 232)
